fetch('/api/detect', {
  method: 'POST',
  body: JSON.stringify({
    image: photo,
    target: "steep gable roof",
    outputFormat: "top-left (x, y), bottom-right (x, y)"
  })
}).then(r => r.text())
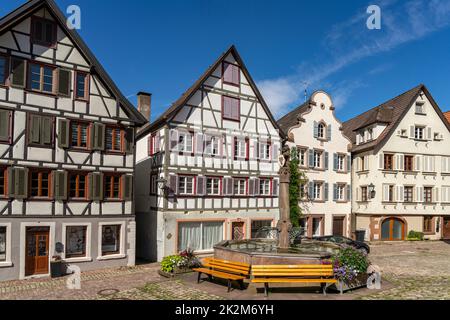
top-left (277, 100), bottom-right (311, 134)
top-left (0, 0), bottom-right (147, 125)
top-left (137, 45), bottom-right (284, 139)
top-left (342, 84), bottom-right (450, 153)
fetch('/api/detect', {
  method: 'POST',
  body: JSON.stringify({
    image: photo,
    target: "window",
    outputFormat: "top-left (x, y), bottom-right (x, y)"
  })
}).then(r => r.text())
top-left (30, 170), bottom-right (51, 199)
top-left (205, 136), bottom-right (220, 155)
top-left (260, 179), bottom-right (271, 196)
top-left (223, 62), bottom-right (240, 86)
top-left (178, 176), bottom-right (194, 195)
top-left (31, 17), bottom-right (57, 47)
top-left (260, 143), bottom-right (271, 161)
top-left (423, 216), bottom-right (433, 233)
top-left (360, 156), bottom-right (365, 171)
top-left (415, 102), bottom-right (425, 114)
top-left (415, 126), bottom-right (425, 140)
top-left (337, 154), bottom-right (345, 171)
top-left (104, 174), bottom-right (121, 200)
top-left (251, 220), bottom-right (272, 238)
top-left (336, 184), bottom-right (345, 201)
top-left (384, 154), bottom-right (394, 170)
top-left (29, 63), bottom-right (56, 93)
top-left (28, 114), bottom-right (54, 147)
top-left (0, 226), bottom-right (6, 262)
top-left (222, 96), bottom-right (240, 121)
top-left (178, 221), bottom-right (224, 252)
top-left (361, 186), bottom-right (368, 202)
top-left (424, 187), bottom-right (433, 203)
top-left (0, 109), bottom-right (11, 144)
top-left (234, 178), bottom-right (246, 196)
top-left (299, 183), bottom-right (306, 199)
top-left (149, 133), bottom-right (160, 156)
top-left (404, 155), bottom-right (414, 171)
top-left (71, 121), bottom-right (89, 149)
top-left (0, 56), bottom-right (7, 85)
top-left (58, 69), bottom-right (71, 97)
top-left (206, 177), bottom-right (221, 196)
top-left (388, 185), bottom-right (394, 202)
top-left (404, 186), bottom-right (413, 202)
top-left (314, 150), bottom-right (322, 168)
top-left (75, 72), bottom-right (89, 100)
top-left (317, 123), bottom-right (325, 139)
top-left (178, 132), bottom-right (193, 153)
top-left (65, 226), bottom-right (87, 258)
top-left (313, 183), bottom-right (322, 200)
top-left (101, 225), bottom-right (121, 256)
top-left (234, 138), bottom-right (247, 159)
top-left (299, 148), bottom-right (307, 167)
top-left (106, 127), bottom-right (123, 152)
top-left (0, 168), bottom-right (6, 197)
top-left (150, 174), bottom-right (158, 195)
top-left (69, 173), bottom-right (87, 199)
top-left (367, 128), bottom-right (374, 141)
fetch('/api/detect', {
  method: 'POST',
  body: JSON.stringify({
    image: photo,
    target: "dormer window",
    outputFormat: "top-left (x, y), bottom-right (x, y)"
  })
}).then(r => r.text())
top-left (31, 17), bottom-right (57, 47)
top-left (367, 128), bottom-right (374, 141)
top-left (314, 121), bottom-right (330, 140)
top-left (415, 102), bottom-right (425, 115)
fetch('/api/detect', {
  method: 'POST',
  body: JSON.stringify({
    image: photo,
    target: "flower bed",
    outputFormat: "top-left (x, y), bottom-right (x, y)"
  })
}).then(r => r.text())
top-left (159, 249), bottom-right (201, 278)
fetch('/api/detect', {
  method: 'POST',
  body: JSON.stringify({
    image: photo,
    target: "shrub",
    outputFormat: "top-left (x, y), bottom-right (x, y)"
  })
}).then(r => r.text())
top-left (331, 245), bottom-right (370, 284)
top-left (407, 230), bottom-right (424, 240)
top-left (160, 249), bottom-right (201, 273)
top-left (161, 255), bottom-right (184, 273)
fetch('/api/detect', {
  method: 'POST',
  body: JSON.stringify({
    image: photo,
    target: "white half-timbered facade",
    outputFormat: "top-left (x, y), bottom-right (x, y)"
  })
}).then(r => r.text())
top-left (0, 0), bottom-right (146, 281)
top-left (278, 91), bottom-right (352, 238)
top-left (135, 46), bottom-right (283, 261)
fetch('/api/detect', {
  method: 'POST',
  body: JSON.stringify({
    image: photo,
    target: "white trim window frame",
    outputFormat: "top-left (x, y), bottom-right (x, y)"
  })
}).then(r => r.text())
top-left (0, 223), bottom-right (12, 267)
top-left (314, 150), bottom-right (322, 169)
top-left (206, 177), bottom-right (221, 196)
top-left (259, 179), bottom-right (271, 196)
top-left (234, 178), bottom-right (247, 196)
top-left (61, 223), bottom-right (92, 263)
top-left (336, 184), bottom-right (345, 201)
top-left (337, 154), bottom-right (345, 172)
top-left (414, 126), bottom-right (425, 140)
top-left (298, 148), bottom-right (307, 167)
top-left (260, 143), bottom-right (271, 161)
top-left (313, 182), bottom-right (322, 201)
top-left (235, 138), bottom-right (247, 159)
top-left (178, 175), bottom-right (195, 195)
top-left (178, 131), bottom-right (193, 153)
top-left (204, 135), bottom-right (220, 156)
top-left (97, 221), bottom-right (126, 260)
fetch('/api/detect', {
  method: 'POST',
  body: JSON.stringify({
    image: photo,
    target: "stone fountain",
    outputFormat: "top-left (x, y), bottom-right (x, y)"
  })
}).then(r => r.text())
top-left (214, 144), bottom-right (340, 265)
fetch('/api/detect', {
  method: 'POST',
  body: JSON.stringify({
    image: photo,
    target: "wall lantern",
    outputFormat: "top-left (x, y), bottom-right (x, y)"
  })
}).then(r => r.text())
top-left (368, 183), bottom-right (376, 199)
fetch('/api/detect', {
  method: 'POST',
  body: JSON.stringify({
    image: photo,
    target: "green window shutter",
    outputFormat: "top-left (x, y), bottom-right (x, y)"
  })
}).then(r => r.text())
top-left (11, 58), bottom-right (26, 88)
top-left (89, 173), bottom-right (104, 201)
top-left (41, 117), bottom-right (52, 145)
top-left (122, 175), bottom-right (133, 201)
top-left (29, 114), bottom-right (41, 144)
top-left (58, 119), bottom-right (70, 148)
top-left (0, 109), bottom-right (10, 141)
top-left (58, 69), bottom-right (71, 97)
top-left (7, 167), bottom-right (14, 197)
top-left (14, 168), bottom-right (28, 199)
top-left (124, 128), bottom-right (134, 154)
top-left (53, 171), bottom-right (68, 201)
top-left (92, 123), bottom-right (105, 150)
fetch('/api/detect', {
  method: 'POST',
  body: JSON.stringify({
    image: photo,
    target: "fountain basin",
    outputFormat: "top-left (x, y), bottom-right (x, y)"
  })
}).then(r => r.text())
top-left (214, 239), bottom-right (339, 265)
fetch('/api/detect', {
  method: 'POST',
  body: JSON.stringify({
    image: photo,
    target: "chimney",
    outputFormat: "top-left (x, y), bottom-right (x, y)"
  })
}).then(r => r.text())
top-left (137, 92), bottom-right (152, 122)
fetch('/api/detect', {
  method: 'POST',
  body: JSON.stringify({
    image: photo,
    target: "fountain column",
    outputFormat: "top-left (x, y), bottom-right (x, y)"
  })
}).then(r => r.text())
top-left (277, 145), bottom-right (292, 249)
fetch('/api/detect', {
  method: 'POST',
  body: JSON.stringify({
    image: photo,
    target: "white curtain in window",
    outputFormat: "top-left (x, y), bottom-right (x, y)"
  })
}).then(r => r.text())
top-left (178, 222), bottom-right (201, 252)
top-left (202, 222), bottom-right (223, 250)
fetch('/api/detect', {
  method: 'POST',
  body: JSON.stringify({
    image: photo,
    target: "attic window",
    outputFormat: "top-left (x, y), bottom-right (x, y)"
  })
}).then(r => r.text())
top-left (415, 102), bottom-right (425, 115)
top-left (223, 62), bottom-right (240, 86)
top-left (367, 128), bottom-right (374, 141)
top-left (31, 17), bottom-right (57, 47)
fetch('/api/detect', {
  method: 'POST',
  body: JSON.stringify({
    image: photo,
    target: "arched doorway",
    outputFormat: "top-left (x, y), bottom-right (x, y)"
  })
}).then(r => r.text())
top-left (381, 218), bottom-right (405, 241)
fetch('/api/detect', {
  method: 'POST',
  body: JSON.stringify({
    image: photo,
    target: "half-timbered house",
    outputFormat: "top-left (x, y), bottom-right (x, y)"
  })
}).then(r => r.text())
top-left (135, 46), bottom-right (283, 261)
top-left (0, 0), bottom-right (146, 281)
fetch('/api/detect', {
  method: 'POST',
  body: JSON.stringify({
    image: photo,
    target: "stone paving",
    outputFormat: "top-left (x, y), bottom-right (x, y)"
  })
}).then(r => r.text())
top-left (2, 241), bottom-right (450, 300)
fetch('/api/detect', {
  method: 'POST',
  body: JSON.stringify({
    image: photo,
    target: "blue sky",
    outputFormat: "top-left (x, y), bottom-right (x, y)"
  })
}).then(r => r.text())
top-left (2, 0), bottom-right (450, 122)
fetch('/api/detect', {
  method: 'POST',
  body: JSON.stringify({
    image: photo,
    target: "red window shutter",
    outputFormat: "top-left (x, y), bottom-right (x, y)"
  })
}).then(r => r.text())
top-left (231, 65), bottom-right (240, 85)
top-left (233, 137), bottom-right (237, 160)
top-left (148, 135), bottom-right (153, 156)
top-left (245, 138), bottom-right (250, 161)
top-left (222, 96), bottom-right (231, 119)
top-left (231, 98), bottom-right (240, 120)
top-left (223, 63), bottom-right (233, 83)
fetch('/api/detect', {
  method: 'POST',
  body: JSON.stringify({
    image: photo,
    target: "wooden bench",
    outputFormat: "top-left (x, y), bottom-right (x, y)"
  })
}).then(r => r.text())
top-left (193, 258), bottom-right (251, 292)
top-left (251, 264), bottom-right (338, 297)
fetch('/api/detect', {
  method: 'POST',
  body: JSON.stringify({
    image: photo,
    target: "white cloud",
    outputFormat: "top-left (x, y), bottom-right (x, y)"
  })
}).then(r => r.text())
top-left (259, 0), bottom-right (450, 118)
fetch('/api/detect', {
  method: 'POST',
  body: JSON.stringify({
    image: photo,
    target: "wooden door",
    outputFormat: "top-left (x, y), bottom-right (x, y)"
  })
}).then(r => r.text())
top-left (25, 228), bottom-right (50, 276)
top-left (232, 222), bottom-right (245, 240)
top-left (443, 217), bottom-right (450, 239)
top-left (333, 217), bottom-right (344, 236)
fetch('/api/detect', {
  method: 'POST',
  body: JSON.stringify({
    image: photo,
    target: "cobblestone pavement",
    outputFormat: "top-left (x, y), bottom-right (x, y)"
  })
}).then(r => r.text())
top-left (360, 241), bottom-right (450, 300)
top-left (2, 241), bottom-right (450, 300)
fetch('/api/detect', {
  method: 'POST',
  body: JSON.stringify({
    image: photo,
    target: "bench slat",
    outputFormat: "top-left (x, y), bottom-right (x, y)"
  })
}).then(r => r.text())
top-left (193, 268), bottom-right (245, 281)
top-left (252, 278), bottom-right (337, 284)
top-left (209, 263), bottom-right (250, 273)
top-left (252, 265), bottom-right (332, 269)
top-left (208, 258), bottom-right (250, 268)
top-left (252, 272), bottom-right (334, 277)
top-left (208, 265), bottom-right (250, 275)
top-left (252, 268), bottom-right (333, 272)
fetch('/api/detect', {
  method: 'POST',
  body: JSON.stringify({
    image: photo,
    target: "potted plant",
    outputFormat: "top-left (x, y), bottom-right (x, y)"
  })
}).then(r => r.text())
top-left (328, 245), bottom-right (370, 293)
top-left (50, 255), bottom-right (65, 278)
top-left (158, 249), bottom-right (201, 278)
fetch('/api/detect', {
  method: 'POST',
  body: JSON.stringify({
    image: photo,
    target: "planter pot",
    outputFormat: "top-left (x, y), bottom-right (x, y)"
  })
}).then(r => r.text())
top-left (50, 261), bottom-right (66, 278)
top-left (330, 274), bottom-right (369, 293)
top-left (158, 267), bottom-right (193, 278)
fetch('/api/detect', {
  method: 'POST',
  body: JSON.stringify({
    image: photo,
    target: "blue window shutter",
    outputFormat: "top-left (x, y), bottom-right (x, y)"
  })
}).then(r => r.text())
top-left (347, 154), bottom-right (352, 172)
top-left (313, 121), bottom-right (318, 138)
top-left (333, 153), bottom-right (338, 171)
top-left (308, 182), bottom-right (314, 199)
top-left (324, 152), bottom-right (329, 170)
top-left (327, 124), bottom-right (332, 141)
top-left (333, 184), bottom-right (337, 201)
top-left (309, 149), bottom-right (314, 168)
top-left (324, 183), bottom-right (329, 201)
top-left (347, 185), bottom-right (352, 201)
